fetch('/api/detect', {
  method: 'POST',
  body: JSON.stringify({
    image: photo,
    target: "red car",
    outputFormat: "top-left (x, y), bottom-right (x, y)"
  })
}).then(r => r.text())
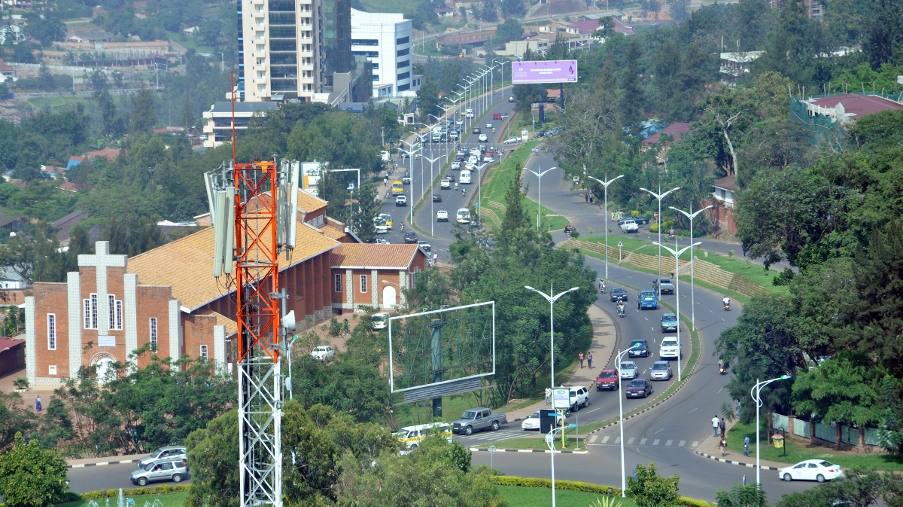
top-left (596, 369), bottom-right (620, 391)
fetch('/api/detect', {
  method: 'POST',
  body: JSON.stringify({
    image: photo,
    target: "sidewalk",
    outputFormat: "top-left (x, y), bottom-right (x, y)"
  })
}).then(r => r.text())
top-left (694, 417), bottom-right (788, 472)
top-left (0, 367), bottom-right (56, 414)
top-left (503, 301), bottom-right (619, 424)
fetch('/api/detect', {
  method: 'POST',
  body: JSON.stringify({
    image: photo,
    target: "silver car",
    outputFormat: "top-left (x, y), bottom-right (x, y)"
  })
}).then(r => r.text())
top-left (130, 459), bottom-right (189, 486)
top-left (138, 446), bottom-right (186, 468)
top-left (620, 361), bottom-right (638, 380)
top-left (650, 361), bottom-right (673, 381)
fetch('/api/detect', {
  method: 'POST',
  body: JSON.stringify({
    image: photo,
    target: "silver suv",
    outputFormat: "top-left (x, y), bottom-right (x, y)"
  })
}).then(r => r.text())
top-left (565, 386), bottom-right (589, 412)
top-left (130, 459), bottom-right (189, 486)
top-left (138, 445), bottom-right (186, 468)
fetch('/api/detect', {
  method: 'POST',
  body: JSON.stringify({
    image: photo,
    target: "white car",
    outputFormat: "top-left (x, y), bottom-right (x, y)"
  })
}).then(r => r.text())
top-left (482, 157), bottom-right (494, 163)
top-left (650, 361), bottom-right (672, 380)
top-left (521, 411), bottom-right (541, 431)
top-left (375, 238), bottom-right (389, 244)
top-left (486, 122), bottom-right (493, 129)
top-left (436, 210), bottom-right (449, 222)
top-left (310, 345), bottom-right (335, 361)
top-left (375, 223), bottom-right (389, 234)
top-left (779, 460), bottom-right (843, 482)
top-left (503, 136), bottom-right (519, 144)
top-left (620, 361), bottom-right (638, 379)
top-left (440, 179), bottom-right (450, 189)
top-left (659, 338), bottom-right (681, 359)
top-left (478, 134), bottom-right (488, 142)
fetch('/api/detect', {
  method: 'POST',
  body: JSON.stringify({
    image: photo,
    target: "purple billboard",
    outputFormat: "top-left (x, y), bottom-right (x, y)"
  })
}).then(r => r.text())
top-left (511, 60), bottom-right (578, 84)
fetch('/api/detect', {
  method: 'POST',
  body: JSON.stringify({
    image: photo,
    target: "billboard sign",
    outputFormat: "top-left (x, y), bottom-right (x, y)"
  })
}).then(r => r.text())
top-left (511, 60), bottom-right (578, 84)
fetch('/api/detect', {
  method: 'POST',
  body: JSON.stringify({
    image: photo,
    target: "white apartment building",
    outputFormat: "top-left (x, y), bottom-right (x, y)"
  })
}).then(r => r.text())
top-left (350, 8), bottom-right (421, 98)
top-left (239, 0), bottom-right (323, 103)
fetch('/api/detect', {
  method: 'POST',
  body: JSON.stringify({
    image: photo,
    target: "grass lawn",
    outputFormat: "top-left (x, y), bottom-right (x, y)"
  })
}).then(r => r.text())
top-left (727, 421), bottom-right (903, 471)
top-left (58, 492), bottom-right (189, 507)
top-left (498, 485), bottom-right (636, 507)
top-left (28, 96), bottom-right (88, 110)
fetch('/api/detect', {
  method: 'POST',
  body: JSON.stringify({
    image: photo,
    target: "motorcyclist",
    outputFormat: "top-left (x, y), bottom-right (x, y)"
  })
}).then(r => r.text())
top-left (617, 300), bottom-right (625, 315)
top-left (722, 296), bottom-right (730, 309)
top-left (599, 278), bottom-right (605, 293)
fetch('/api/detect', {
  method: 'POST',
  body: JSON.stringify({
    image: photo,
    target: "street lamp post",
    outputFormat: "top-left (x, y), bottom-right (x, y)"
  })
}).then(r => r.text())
top-left (545, 423), bottom-right (577, 507)
top-left (523, 285), bottom-right (580, 405)
top-left (751, 375), bottom-right (792, 487)
top-left (616, 346), bottom-right (638, 497)
top-left (473, 161), bottom-right (490, 223)
top-left (652, 241), bottom-right (700, 382)
top-left (423, 155), bottom-right (442, 236)
top-left (217, 52), bottom-right (224, 72)
top-left (584, 167), bottom-right (624, 282)
top-left (669, 204), bottom-right (713, 330)
top-left (526, 167), bottom-right (557, 230)
top-left (640, 185), bottom-right (681, 291)
top-left (398, 140), bottom-right (421, 224)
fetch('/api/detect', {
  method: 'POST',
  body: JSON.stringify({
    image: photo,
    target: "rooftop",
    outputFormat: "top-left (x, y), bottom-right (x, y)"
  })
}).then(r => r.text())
top-left (330, 243), bottom-right (420, 269)
top-left (209, 101), bottom-right (279, 115)
top-left (807, 93), bottom-right (903, 118)
top-left (642, 122), bottom-right (692, 146)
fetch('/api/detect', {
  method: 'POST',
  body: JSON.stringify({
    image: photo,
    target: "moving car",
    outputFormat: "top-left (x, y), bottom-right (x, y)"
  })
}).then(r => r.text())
top-left (440, 179), bottom-right (451, 189)
top-left (371, 312), bottom-right (389, 330)
top-left (478, 134), bottom-right (488, 142)
top-left (503, 136), bottom-right (520, 144)
top-left (402, 175), bottom-right (411, 184)
top-left (311, 345), bottom-right (335, 361)
top-left (395, 194), bottom-right (408, 206)
top-left (130, 459), bottom-right (189, 486)
top-left (473, 127), bottom-right (481, 134)
top-left (417, 241), bottom-right (431, 252)
top-left (521, 411), bottom-right (542, 431)
top-left (456, 208), bottom-right (471, 224)
top-left (138, 446), bottom-right (187, 468)
top-left (565, 385), bottom-right (590, 412)
top-left (661, 313), bottom-right (678, 333)
top-left (375, 222), bottom-right (389, 234)
top-left (436, 210), bottom-right (449, 221)
top-left (391, 181), bottom-right (404, 194)
top-left (486, 122), bottom-right (494, 128)
top-left (779, 460), bottom-right (843, 482)
top-left (660, 338), bottom-right (681, 360)
top-left (378, 213), bottom-right (393, 228)
top-left (404, 231), bottom-right (418, 243)
top-left (452, 407), bottom-right (507, 435)
top-left (610, 287), bottom-right (628, 302)
top-left (620, 219), bottom-right (638, 233)
top-left (374, 238), bottom-right (389, 244)
top-left (628, 339), bottom-right (649, 358)
top-left (596, 369), bottom-right (620, 391)
top-left (620, 361), bottom-right (638, 379)
top-left (654, 278), bottom-right (675, 295)
top-left (650, 361), bottom-right (673, 380)
top-left (638, 290), bottom-right (659, 310)
top-left (433, 194), bottom-right (443, 202)
top-left (394, 423), bottom-right (453, 449)
top-left (626, 379), bottom-right (653, 398)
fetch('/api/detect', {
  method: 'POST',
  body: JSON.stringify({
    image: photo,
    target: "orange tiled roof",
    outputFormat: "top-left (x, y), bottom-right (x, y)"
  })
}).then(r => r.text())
top-left (320, 221), bottom-right (348, 240)
top-left (330, 243), bottom-right (420, 269)
top-left (128, 221), bottom-right (340, 310)
top-left (297, 191), bottom-right (328, 214)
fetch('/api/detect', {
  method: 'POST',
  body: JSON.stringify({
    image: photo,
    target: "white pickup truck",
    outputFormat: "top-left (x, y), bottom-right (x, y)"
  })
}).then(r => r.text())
top-left (620, 219), bottom-right (638, 233)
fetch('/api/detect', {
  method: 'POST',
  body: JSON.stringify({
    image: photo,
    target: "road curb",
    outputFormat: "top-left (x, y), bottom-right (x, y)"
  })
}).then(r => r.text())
top-left (470, 447), bottom-right (589, 454)
top-left (68, 458), bottom-right (141, 469)
top-left (693, 450), bottom-right (780, 470)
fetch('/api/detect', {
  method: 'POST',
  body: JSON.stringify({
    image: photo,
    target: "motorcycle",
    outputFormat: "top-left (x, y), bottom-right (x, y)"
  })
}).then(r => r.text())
top-left (617, 305), bottom-right (626, 318)
top-left (723, 301), bottom-right (730, 311)
top-left (718, 364), bottom-right (727, 375)
top-left (599, 279), bottom-right (606, 294)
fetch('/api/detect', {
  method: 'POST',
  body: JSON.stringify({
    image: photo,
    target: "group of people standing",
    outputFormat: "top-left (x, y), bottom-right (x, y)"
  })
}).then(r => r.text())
top-left (712, 415), bottom-right (751, 457)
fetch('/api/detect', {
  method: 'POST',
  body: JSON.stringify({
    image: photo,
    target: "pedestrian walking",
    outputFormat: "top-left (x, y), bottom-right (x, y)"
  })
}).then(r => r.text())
top-left (584, 193), bottom-right (589, 203)
top-left (545, 387), bottom-right (551, 405)
top-left (743, 435), bottom-right (750, 456)
top-left (712, 415), bottom-right (719, 437)
top-left (384, 177), bottom-right (388, 186)
top-left (35, 396), bottom-right (42, 412)
top-left (719, 437), bottom-right (727, 456)
top-left (589, 195), bottom-right (594, 204)
top-left (587, 352), bottom-right (593, 369)
top-left (578, 352), bottom-right (585, 368)
top-left (719, 417), bottom-right (726, 438)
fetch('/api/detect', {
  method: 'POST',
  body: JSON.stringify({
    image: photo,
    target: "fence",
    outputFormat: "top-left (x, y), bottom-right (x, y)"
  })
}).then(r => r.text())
top-left (793, 418), bottom-right (809, 438)
top-left (815, 421), bottom-right (837, 443)
top-left (774, 412), bottom-right (882, 450)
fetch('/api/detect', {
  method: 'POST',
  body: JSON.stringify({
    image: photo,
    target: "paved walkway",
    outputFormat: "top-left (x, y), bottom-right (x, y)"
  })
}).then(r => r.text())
top-left (694, 416), bottom-right (788, 472)
top-left (504, 302), bottom-right (618, 424)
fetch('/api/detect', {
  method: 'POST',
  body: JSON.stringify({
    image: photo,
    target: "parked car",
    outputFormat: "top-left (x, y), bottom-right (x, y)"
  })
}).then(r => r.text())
top-left (620, 219), bottom-right (638, 233)
top-left (596, 369), bottom-right (620, 391)
top-left (404, 231), bottom-right (418, 243)
top-left (521, 411), bottom-right (542, 431)
top-left (659, 338), bottom-right (681, 359)
top-left (311, 345), bottom-right (335, 361)
top-left (130, 459), bottom-right (189, 486)
top-left (620, 361), bottom-right (639, 379)
top-left (610, 287), bottom-right (628, 302)
top-left (626, 379), bottom-right (653, 398)
top-left (661, 312), bottom-right (678, 332)
top-left (451, 407), bottom-right (507, 435)
top-left (654, 278), bottom-right (675, 295)
top-left (650, 361), bottom-right (673, 380)
top-left (395, 194), bottom-right (408, 206)
top-left (628, 339), bottom-right (649, 357)
top-left (138, 446), bottom-right (187, 468)
top-left (779, 460), bottom-right (843, 482)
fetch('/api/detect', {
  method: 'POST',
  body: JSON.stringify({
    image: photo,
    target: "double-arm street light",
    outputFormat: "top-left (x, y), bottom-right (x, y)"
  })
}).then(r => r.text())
top-left (652, 241), bottom-right (700, 382)
top-left (640, 186), bottom-right (681, 290)
top-left (524, 285), bottom-right (580, 401)
top-left (616, 345), bottom-right (639, 497)
top-left (526, 166), bottom-right (557, 230)
top-left (423, 155), bottom-right (442, 236)
top-left (751, 375), bottom-right (793, 487)
top-left (669, 204), bottom-right (713, 330)
top-left (399, 139), bottom-right (422, 223)
top-left (545, 422), bottom-right (577, 507)
top-left (584, 167), bottom-right (623, 282)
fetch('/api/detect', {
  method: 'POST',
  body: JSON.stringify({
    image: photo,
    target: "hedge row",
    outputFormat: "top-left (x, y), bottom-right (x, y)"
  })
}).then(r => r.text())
top-left (78, 485), bottom-right (190, 501)
top-left (489, 476), bottom-right (713, 506)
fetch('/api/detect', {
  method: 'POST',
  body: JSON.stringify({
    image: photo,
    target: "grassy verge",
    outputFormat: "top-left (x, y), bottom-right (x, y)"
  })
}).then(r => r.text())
top-left (726, 421), bottom-right (903, 471)
top-left (498, 485), bottom-right (637, 507)
top-left (59, 492), bottom-right (189, 507)
top-left (28, 95), bottom-right (89, 110)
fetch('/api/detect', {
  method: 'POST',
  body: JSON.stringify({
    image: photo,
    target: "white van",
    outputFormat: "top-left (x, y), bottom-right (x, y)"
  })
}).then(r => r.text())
top-left (393, 422), bottom-right (453, 449)
top-left (459, 170), bottom-right (472, 184)
top-left (372, 312), bottom-right (389, 330)
top-left (465, 108), bottom-right (474, 118)
top-left (456, 208), bottom-right (471, 224)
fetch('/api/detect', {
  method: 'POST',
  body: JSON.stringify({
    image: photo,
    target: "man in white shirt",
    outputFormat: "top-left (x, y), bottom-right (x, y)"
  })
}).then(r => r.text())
top-left (712, 415), bottom-right (720, 437)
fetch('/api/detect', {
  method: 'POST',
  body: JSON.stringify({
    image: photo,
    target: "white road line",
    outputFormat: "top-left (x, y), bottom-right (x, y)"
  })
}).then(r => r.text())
top-left (627, 437), bottom-right (635, 445)
top-left (688, 407), bottom-right (698, 414)
top-left (640, 438), bottom-right (647, 445)
top-left (614, 437), bottom-right (621, 444)
top-left (652, 439), bottom-right (660, 445)
top-left (655, 428), bottom-right (664, 434)
top-left (666, 440), bottom-right (673, 446)
top-left (679, 440), bottom-right (686, 447)
top-left (691, 441), bottom-right (699, 447)
top-left (602, 436), bottom-right (611, 444)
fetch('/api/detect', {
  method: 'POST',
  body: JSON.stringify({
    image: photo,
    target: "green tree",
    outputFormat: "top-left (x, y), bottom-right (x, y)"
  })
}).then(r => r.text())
top-left (185, 409), bottom-right (239, 507)
top-left (0, 392), bottom-right (36, 449)
top-left (291, 356), bottom-right (390, 424)
top-left (500, 0), bottom-right (525, 17)
top-left (479, 0), bottom-right (499, 22)
top-left (619, 39), bottom-right (645, 133)
top-left (24, 12), bottom-right (65, 47)
top-left (627, 463), bottom-right (680, 507)
top-left (0, 432), bottom-right (69, 507)
top-left (130, 86), bottom-right (157, 134)
top-left (495, 18), bottom-right (523, 44)
top-left (861, 0), bottom-right (903, 68)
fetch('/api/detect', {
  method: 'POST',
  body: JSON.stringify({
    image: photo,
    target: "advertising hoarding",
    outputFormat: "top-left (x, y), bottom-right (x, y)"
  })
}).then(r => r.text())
top-left (511, 60), bottom-right (578, 84)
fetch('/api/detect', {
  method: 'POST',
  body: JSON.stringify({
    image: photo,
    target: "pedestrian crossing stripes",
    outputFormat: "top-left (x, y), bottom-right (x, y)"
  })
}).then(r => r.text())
top-left (455, 429), bottom-right (524, 442)
top-left (587, 436), bottom-right (700, 448)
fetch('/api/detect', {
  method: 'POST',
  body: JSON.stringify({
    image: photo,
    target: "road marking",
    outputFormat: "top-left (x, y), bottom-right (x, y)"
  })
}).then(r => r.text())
top-left (615, 437), bottom-right (621, 444)
top-left (589, 435), bottom-right (598, 443)
top-left (688, 407), bottom-right (698, 414)
top-left (679, 440), bottom-right (686, 447)
top-left (652, 439), bottom-right (660, 446)
top-left (655, 428), bottom-right (664, 434)
top-left (691, 441), bottom-right (699, 447)
top-left (666, 440), bottom-right (673, 446)
top-left (602, 436), bottom-right (611, 444)
top-left (640, 438), bottom-right (647, 445)
top-left (627, 437), bottom-right (635, 445)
